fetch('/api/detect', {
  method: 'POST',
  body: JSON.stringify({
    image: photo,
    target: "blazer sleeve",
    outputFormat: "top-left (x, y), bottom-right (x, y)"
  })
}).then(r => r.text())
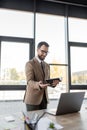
top-left (25, 62), bottom-right (40, 90)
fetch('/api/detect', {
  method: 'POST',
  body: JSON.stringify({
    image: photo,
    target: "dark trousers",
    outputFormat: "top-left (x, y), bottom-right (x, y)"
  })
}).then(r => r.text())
top-left (26, 91), bottom-right (47, 111)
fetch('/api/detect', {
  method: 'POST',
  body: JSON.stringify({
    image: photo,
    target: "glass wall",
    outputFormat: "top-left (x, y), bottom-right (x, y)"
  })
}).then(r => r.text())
top-left (36, 13), bottom-right (65, 64)
top-left (71, 46), bottom-right (87, 85)
top-left (0, 6), bottom-right (87, 100)
top-left (36, 13), bottom-right (67, 99)
top-left (69, 17), bottom-right (87, 97)
top-left (0, 41), bottom-right (29, 85)
top-left (0, 9), bottom-right (34, 38)
top-left (69, 18), bottom-right (87, 43)
top-left (0, 9), bottom-right (34, 100)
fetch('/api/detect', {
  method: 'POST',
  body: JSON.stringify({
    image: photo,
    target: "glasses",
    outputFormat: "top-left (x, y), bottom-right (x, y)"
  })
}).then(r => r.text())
top-left (40, 49), bottom-right (49, 54)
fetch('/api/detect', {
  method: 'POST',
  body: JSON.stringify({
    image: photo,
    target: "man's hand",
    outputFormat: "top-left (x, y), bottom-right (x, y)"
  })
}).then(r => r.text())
top-left (51, 79), bottom-right (59, 87)
top-left (39, 81), bottom-right (50, 89)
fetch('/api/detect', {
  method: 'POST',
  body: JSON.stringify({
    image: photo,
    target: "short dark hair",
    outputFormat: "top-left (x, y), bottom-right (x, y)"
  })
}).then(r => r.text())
top-left (37, 41), bottom-right (49, 49)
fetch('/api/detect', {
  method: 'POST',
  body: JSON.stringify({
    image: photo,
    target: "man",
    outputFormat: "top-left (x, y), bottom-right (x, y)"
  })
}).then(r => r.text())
top-left (24, 41), bottom-right (59, 111)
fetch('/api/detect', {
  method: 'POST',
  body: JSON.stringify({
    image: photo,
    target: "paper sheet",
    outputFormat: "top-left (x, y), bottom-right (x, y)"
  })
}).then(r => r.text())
top-left (0, 120), bottom-right (22, 130)
top-left (0, 122), bottom-right (16, 129)
top-left (4, 116), bottom-right (15, 122)
top-left (36, 117), bottom-right (63, 130)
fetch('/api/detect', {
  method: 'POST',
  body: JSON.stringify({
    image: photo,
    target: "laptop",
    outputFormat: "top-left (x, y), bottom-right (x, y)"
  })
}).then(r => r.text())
top-left (46, 92), bottom-right (85, 115)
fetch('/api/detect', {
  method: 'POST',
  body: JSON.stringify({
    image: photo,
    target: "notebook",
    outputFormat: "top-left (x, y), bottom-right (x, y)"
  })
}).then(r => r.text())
top-left (46, 92), bottom-right (85, 115)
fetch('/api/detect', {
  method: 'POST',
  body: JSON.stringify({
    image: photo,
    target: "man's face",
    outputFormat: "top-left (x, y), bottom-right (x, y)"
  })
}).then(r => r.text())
top-left (37, 45), bottom-right (49, 60)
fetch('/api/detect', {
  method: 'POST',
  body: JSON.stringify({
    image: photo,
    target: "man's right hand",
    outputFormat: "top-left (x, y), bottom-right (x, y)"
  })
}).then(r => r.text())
top-left (39, 81), bottom-right (50, 89)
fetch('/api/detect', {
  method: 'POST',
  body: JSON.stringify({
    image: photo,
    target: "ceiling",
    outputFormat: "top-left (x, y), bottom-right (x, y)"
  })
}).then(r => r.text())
top-left (50, 0), bottom-right (87, 6)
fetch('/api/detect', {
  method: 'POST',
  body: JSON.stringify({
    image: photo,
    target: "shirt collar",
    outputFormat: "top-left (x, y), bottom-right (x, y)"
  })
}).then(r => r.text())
top-left (36, 56), bottom-right (43, 63)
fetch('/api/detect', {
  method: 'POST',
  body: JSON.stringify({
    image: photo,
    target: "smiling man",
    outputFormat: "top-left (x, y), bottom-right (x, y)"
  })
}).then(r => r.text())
top-left (23, 41), bottom-right (59, 111)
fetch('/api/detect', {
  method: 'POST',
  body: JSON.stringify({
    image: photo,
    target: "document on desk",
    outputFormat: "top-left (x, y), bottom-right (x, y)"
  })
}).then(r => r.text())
top-left (0, 121), bottom-right (22, 130)
top-left (4, 115), bottom-right (15, 122)
top-left (36, 117), bottom-right (63, 130)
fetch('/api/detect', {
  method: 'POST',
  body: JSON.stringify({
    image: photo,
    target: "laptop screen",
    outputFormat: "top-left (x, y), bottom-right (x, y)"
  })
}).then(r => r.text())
top-left (47, 92), bottom-right (85, 116)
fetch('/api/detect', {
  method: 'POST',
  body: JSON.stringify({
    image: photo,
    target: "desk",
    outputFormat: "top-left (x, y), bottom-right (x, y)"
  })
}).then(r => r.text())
top-left (27, 105), bottom-right (87, 130)
top-left (0, 105), bottom-right (87, 130)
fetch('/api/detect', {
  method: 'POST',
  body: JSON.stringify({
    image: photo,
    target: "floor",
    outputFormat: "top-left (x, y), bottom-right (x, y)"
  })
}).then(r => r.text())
top-left (0, 100), bottom-right (58, 115)
top-left (0, 99), bottom-right (87, 115)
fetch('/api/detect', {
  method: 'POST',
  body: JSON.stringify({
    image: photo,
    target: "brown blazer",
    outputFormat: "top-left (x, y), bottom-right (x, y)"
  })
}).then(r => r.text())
top-left (24, 57), bottom-right (50, 105)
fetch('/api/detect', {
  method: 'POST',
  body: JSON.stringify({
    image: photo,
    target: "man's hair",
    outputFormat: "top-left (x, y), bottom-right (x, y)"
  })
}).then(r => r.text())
top-left (37, 41), bottom-right (49, 49)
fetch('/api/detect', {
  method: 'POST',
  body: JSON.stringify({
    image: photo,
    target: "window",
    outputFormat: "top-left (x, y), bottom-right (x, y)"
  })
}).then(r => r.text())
top-left (71, 46), bottom-right (87, 85)
top-left (36, 13), bottom-right (66, 64)
top-left (0, 41), bottom-right (29, 85)
top-left (69, 17), bottom-right (87, 43)
top-left (69, 17), bottom-right (87, 97)
top-left (0, 9), bottom-right (34, 38)
top-left (0, 8), bottom-right (34, 100)
top-left (36, 13), bottom-right (67, 99)
top-left (0, 40), bottom-right (31, 100)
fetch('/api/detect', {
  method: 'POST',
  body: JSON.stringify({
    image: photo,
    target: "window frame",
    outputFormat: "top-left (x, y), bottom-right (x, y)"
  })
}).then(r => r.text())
top-left (0, 36), bottom-right (34, 90)
top-left (68, 41), bottom-right (87, 90)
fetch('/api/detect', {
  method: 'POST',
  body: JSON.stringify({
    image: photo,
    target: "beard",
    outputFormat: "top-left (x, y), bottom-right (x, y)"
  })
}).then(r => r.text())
top-left (38, 55), bottom-right (45, 61)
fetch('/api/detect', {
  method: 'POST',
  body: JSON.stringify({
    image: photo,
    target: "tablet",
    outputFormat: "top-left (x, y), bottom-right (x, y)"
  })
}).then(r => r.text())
top-left (46, 78), bottom-right (61, 84)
